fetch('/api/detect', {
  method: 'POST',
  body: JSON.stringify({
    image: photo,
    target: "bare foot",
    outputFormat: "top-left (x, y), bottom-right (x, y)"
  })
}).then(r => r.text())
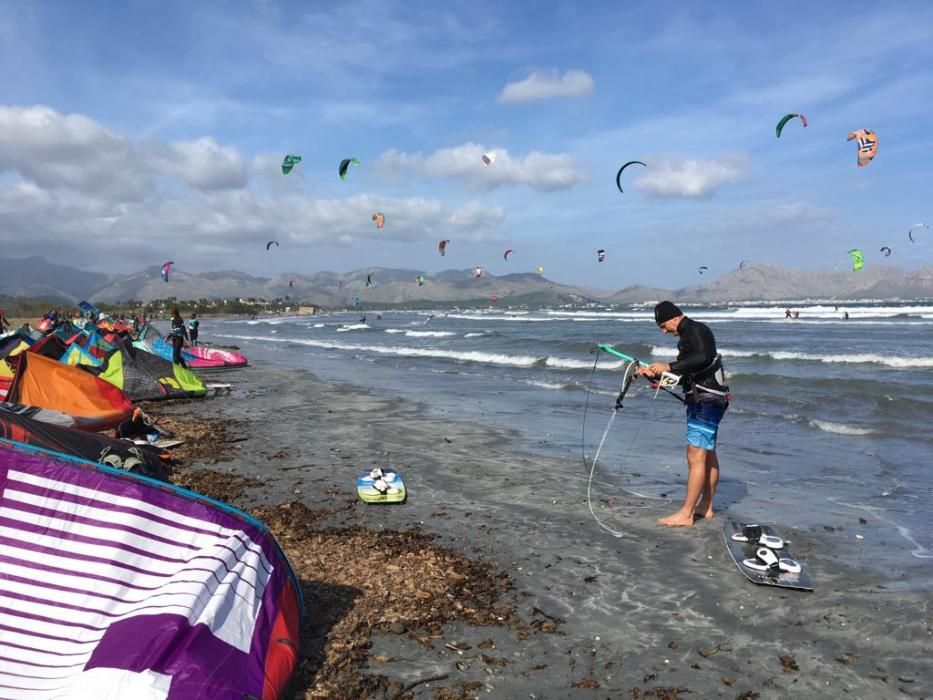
top-left (658, 511), bottom-right (696, 527)
top-left (694, 508), bottom-right (714, 520)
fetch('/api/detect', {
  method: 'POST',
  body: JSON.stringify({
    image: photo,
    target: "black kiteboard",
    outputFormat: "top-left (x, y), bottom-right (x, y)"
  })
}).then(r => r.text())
top-left (723, 521), bottom-right (813, 591)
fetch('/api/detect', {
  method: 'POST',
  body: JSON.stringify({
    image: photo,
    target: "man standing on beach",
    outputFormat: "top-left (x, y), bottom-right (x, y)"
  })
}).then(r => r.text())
top-left (188, 313), bottom-right (200, 347)
top-left (637, 301), bottom-right (730, 528)
top-left (169, 308), bottom-right (189, 367)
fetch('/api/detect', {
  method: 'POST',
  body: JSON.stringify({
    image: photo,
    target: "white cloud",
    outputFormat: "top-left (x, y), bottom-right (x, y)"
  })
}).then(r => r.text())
top-left (377, 142), bottom-right (586, 192)
top-left (0, 106), bottom-right (247, 200)
top-left (498, 69), bottom-right (593, 103)
top-left (157, 137), bottom-right (247, 190)
top-left (633, 156), bottom-right (745, 199)
top-left (0, 106), bottom-right (506, 270)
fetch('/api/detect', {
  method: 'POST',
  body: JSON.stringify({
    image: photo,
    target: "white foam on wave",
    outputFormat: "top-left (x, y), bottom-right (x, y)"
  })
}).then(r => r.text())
top-left (336, 324), bottom-right (369, 332)
top-left (384, 328), bottom-right (406, 334)
top-left (464, 332), bottom-right (486, 338)
top-left (771, 351), bottom-right (933, 369)
top-left (828, 498), bottom-right (933, 559)
top-left (808, 419), bottom-right (876, 436)
top-left (216, 333), bottom-right (629, 373)
top-left (545, 356), bottom-right (627, 370)
top-left (312, 323), bottom-right (325, 328)
top-left (216, 333), bottom-right (545, 367)
top-left (522, 379), bottom-right (571, 391)
top-left (543, 304), bottom-right (933, 322)
top-left (647, 345), bottom-right (933, 369)
top-left (405, 330), bottom-right (456, 337)
top-left (443, 313), bottom-right (555, 322)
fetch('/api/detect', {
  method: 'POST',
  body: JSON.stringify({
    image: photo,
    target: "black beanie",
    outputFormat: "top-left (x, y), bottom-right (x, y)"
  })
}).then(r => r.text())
top-left (654, 301), bottom-right (682, 325)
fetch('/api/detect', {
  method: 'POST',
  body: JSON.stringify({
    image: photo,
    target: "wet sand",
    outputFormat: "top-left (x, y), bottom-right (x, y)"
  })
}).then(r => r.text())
top-left (153, 363), bottom-right (932, 699)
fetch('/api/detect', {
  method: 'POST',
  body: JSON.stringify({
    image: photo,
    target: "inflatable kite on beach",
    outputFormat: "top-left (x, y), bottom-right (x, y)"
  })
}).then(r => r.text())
top-left (339, 158), bottom-right (360, 180)
top-left (880, 246), bottom-right (892, 257)
top-left (776, 113), bottom-right (808, 137)
top-left (597, 249), bottom-right (606, 262)
top-left (503, 249), bottom-right (513, 261)
top-left (847, 129), bottom-right (877, 167)
top-left (848, 248), bottom-right (865, 271)
top-left (482, 151), bottom-right (496, 166)
top-left (266, 240), bottom-right (279, 251)
top-left (160, 261), bottom-right (174, 283)
top-left (281, 154), bottom-right (301, 174)
top-left (615, 160), bottom-right (646, 193)
top-left (908, 223), bottom-right (928, 243)
top-left (372, 212), bottom-right (385, 229)
top-left (0, 440), bottom-right (302, 698)
top-left (438, 239), bottom-right (449, 256)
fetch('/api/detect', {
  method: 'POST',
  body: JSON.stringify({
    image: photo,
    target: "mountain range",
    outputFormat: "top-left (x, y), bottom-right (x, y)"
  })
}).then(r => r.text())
top-left (0, 257), bottom-right (931, 306)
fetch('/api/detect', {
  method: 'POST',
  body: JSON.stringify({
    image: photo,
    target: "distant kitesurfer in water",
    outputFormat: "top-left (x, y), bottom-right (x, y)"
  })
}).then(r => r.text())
top-left (843, 311), bottom-right (849, 320)
top-left (785, 308), bottom-right (792, 319)
top-left (637, 301), bottom-right (730, 528)
top-left (794, 311), bottom-right (800, 319)
top-left (359, 315), bottom-right (367, 324)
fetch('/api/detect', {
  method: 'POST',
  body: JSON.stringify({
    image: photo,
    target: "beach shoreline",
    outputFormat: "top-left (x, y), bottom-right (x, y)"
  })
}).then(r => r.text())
top-left (155, 361), bottom-right (931, 699)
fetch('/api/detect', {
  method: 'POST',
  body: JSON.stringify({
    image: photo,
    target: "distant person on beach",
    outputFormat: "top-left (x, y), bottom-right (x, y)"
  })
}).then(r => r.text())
top-left (188, 313), bottom-right (200, 347)
top-left (169, 308), bottom-right (189, 367)
top-left (637, 301), bottom-right (730, 528)
top-left (0, 308), bottom-right (8, 334)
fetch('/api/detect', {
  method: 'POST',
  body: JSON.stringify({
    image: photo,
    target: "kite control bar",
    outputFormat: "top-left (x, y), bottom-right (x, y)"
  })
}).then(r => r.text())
top-left (596, 344), bottom-right (686, 404)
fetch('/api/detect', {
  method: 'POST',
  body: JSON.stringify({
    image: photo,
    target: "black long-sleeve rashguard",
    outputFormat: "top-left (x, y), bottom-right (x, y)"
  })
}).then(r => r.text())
top-left (668, 317), bottom-right (728, 399)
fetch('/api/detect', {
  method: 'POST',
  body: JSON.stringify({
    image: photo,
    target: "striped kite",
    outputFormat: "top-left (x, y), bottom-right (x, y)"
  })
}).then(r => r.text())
top-left (847, 129), bottom-right (877, 167)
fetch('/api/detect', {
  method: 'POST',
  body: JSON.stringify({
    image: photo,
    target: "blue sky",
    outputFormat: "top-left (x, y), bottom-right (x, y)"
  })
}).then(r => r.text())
top-left (1, 0), bottom-right (931, 289)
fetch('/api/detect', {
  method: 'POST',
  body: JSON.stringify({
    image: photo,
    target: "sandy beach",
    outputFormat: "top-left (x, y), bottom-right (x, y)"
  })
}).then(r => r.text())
top-left (152, 362), bottom-right (931, 699)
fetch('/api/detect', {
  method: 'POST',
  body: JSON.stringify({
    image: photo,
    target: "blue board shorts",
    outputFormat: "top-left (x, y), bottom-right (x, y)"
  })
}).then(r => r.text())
top-left (685, 399), bottom-right (727, 450)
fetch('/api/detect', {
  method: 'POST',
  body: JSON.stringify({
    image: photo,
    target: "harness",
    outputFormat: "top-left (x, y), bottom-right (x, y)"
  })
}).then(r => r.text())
top-left (682, 353), bottom-right (730, 402)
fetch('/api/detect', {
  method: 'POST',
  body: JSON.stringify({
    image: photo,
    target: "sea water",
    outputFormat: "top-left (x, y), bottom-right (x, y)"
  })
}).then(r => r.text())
top-left (211, 301), bottom-right (933, 589)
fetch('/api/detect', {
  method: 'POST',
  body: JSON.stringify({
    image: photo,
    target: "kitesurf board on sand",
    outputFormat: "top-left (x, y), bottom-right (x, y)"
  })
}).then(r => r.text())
top-left (131, 438), bottom-right (186, 449)
top-left (356, 469), bottom-right (406, 504)
top-left (723, 521), bottom-right (813, 591)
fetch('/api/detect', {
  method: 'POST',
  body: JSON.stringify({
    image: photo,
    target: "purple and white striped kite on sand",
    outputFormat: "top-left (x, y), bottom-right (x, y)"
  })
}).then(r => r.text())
top-left (0, 441), bottom-right (301, 699)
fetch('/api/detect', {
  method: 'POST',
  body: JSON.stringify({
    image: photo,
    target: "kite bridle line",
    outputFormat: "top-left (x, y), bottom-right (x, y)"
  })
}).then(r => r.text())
top-left (582, 344), bottom-right (684, 538)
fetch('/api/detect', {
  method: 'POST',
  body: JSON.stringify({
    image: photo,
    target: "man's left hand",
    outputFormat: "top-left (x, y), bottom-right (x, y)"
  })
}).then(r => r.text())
top-left (637, 362), bottom-right (671, 377)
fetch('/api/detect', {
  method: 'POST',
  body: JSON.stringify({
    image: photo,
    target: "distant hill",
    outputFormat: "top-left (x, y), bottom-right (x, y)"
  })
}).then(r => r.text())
top-left (1, 257), bottom-right (931, 306)
top-left (0, 256), bottom-right (111, 303)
